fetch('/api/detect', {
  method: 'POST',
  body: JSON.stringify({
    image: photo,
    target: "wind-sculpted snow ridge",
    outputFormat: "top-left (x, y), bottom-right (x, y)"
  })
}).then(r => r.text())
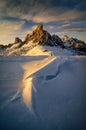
top-left (22, 56), bottom-right (69, 115)
top-left (21, 55), bottom-right (86, 130)
top-left (22, 56), bottom-right (56, 114)
top-left (0, 55), bottom-right (86, 130)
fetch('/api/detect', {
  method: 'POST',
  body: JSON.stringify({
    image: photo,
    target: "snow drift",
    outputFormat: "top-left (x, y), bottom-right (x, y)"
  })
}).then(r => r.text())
top-left (22, 55), bottom-right (86, 130)
top-left (0, 52), bottom-right (86, 130)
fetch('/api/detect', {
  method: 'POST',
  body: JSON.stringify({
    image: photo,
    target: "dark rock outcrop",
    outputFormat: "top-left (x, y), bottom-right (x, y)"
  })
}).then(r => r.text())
top-left (14, 37), bottom-right (22, 44)
top-left (0, 44), bottom-right (12, 49)
top-left (52, 35), bottom-right (64, 48)
top-left (0, 45), bottom-right (6, 49)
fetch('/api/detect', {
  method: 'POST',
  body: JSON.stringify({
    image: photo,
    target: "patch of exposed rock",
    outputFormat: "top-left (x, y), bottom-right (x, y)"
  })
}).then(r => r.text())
top-left (24, 24), bottom-right (63, 46)
top-left (14, 37), bottom-right (22, 44)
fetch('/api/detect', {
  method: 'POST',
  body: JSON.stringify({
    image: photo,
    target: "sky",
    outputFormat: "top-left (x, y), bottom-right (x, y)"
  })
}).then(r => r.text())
top-left (0, 0), bottom-right (86, 44)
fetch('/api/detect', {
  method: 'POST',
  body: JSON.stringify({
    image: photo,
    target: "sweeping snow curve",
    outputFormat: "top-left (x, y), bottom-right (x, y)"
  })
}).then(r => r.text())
top-left (22, 55), bottom-right (69, 114)
top-left (21, 54), bottom-right (86, 130)
top-left (0, 44), bottom-right (86, 130)
top-left (22, 56), bottom-right (56, 114)
top-left (0, 56), bottom-right (86, 130)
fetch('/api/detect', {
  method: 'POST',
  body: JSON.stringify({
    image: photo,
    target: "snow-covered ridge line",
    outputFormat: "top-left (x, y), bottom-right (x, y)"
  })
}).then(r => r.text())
top-left (0, 24), bottom-right (86, 56)
top-left (22, 55), bottom-right (67, 115)
top-left (22, 56), bottom-right (56, 114)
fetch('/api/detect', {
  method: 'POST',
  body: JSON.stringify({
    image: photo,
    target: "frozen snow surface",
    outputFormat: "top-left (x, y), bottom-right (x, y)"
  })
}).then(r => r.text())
top-left (0, 46), bottom-right (86, 130)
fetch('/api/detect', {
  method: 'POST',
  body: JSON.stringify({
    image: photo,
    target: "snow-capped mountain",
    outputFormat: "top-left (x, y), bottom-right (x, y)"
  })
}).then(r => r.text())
top-left (0, 24), bottom-right (86, 56)
top-left (62, 35), bottom-right (86, 50)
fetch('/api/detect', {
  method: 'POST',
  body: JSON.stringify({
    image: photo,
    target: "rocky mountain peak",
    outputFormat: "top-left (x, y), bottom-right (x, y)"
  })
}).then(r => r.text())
top-left (35, 24), bottom-right (43, 31)
top-left (22, 24), bottom-right (64, 47)
top-left (24, 24), bottom-right (54, 46)
top-left (0, 24), bottom-right (86, 56)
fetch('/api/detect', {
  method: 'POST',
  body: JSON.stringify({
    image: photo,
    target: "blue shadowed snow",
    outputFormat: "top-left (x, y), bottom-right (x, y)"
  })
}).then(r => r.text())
top-left (0, 56), bottom-right (86, 130)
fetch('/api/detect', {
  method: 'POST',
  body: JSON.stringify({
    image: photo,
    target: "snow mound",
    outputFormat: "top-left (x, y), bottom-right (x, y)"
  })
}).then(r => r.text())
top-left (21, 55), bottom-right (86, 130)
top-left (24, 45), bottom-right (52, 56)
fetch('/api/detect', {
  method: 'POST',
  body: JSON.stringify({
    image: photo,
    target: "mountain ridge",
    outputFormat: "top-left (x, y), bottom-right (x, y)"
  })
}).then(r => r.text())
top-left (0, 24), bottom-right (86, 56)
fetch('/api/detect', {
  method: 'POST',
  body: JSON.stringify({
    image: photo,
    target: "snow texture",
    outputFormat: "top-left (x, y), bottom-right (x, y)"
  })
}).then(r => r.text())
top-left (0, 46), bottom-right (86, 130)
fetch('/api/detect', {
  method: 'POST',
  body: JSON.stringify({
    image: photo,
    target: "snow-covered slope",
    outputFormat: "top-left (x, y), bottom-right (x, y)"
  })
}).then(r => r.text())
top-left (4, 40), bottom-right (38, 56)
top-left (0, 47), bottom-right (86, 130)
top-left (22, 55), bottom-right (86, 130)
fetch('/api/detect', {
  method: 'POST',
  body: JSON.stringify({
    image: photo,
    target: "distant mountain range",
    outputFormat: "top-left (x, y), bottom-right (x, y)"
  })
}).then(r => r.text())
top-left (0, 24), bottom-right (86, 56)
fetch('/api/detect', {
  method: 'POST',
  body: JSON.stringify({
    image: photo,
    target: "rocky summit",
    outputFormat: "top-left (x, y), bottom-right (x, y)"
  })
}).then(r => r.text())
top-left (0, 24), bottom-right (86, 56)
top-left (23, 24), bottom-right (62, 46)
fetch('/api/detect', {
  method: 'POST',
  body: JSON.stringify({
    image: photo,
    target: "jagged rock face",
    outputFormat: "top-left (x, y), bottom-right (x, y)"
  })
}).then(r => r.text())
top-left (36, 24), bottom-right (43, 31)
top-left (24, 24), bottom-right (54, 46)
top-left (0, 24), bottom-right (86, 56)
top-left (14, 37), bottom-right (22, 44)
top-left (62, 35), bottom-right (86, 51)
top-left (62, 35), bottom-right (69, 41)
top-left (24, 24), bottom-right (65, 47)
top-left (52, 35), bottom-right (64, 46)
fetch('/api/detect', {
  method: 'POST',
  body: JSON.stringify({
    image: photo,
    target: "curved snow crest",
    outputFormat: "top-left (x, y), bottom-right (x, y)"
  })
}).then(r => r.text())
top-left (0, 55), bottom-right (86, 130)
top-left (22, 56), bottom-right (56, 113)
top-left (22, 55), bottom-right (86, 124)
top-left (22, 55), bottom-right (70, 117)
top-left (22, 77), bottom-right (34, 114)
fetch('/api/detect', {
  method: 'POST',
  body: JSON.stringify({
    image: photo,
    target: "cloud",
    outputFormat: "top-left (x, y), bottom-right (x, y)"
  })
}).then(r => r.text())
top-left (67, 28), bottom-right (86, 32)
top-left (0, 0), bottom-right (86, 21)
top-left (0, 0), bottom-right (86, 44)
top-left (0, 20), bottom-right (25, 34)
top-left (58, 23), bottom-right (71, 29)
top-left (0, 20), bottom-right (25, 44)
top-left (31, 9), bottom-right (86, 23)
